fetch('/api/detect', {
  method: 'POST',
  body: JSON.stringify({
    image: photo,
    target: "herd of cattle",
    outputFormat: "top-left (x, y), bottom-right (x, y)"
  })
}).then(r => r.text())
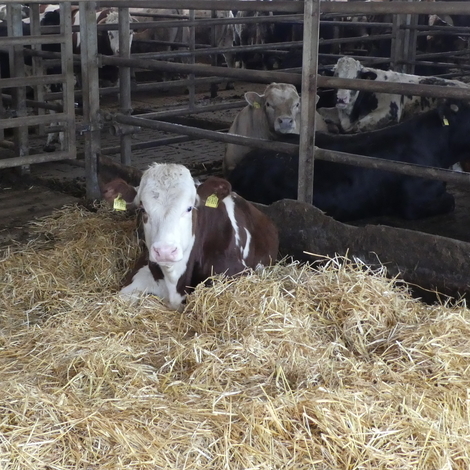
top-left (226, 56), bottom-right (470, 220)
top-left (1, 3), bottom-right (470, 307)
top-left (97, 58), bottom-right (470, 309)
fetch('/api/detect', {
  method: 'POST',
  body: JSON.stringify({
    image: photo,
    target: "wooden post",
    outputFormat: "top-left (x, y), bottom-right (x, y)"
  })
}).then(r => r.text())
top-left (298, 0), bottom-right (321, 204)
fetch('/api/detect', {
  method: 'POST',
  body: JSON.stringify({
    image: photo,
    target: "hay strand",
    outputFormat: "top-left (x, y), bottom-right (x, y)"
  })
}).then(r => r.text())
top-left (1, 205), bottom-right (470, 469)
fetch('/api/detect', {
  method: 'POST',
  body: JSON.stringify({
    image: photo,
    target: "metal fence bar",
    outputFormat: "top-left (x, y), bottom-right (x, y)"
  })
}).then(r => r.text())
top-left (80, 1), bottom-right (101, 200)
top-left (0, 113), bottom-right (73, 130)
top-left (298, 0), bottom-right (321, 204)
top-left (113, 114), bottom-right (470, 186)
top-left (118, 6), bottom-right (132, 166)
top-left (0, 151), bottom-right (76, 169)
top-left (101, 55), bottom-right (470, 101)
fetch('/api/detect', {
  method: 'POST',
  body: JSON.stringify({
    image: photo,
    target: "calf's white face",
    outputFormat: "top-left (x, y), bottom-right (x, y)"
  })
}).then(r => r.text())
top-left (136, 164), bottom-right (197, 266)
top-left (334, 56), bottom-right (362, 109)
top-left (101, 10), bottom-right (135, 55)
top-left (245, 83), bottom-right (301, 134)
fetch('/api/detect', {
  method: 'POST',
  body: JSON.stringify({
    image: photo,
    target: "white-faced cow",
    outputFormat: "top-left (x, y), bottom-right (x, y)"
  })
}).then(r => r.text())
top-left (100, 161), bottom-right (279, 311)
top-left (224, 82), bottom-right (330, 175)
top-left (229, 100), bottom-right (470, 221)
top-left (318, 56), bottom-right (470, 134)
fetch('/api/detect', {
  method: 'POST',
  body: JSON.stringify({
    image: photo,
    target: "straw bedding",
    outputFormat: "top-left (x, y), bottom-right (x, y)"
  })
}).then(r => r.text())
top-left (1, 204), bottom-right (469, 469)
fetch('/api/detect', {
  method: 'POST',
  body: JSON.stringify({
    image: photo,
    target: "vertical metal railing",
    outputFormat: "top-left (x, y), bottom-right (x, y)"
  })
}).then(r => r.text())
top-left (298, 0), bottom-right (321, 204)
top-left (79, 1), bottom-right (101, 199)
top-left (0, 1), bottom-right (76, 169)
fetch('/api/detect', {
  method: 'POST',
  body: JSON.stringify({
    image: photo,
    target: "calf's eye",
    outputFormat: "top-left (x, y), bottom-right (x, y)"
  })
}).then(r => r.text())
top-left (186, 206), bottom-right (193, 213)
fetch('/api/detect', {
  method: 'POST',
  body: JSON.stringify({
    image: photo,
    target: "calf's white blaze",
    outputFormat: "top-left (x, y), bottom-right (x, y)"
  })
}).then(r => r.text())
top-left (130, 163), bottom-right (198, 311)
top-left (137, 163), bottom-right (196, 267)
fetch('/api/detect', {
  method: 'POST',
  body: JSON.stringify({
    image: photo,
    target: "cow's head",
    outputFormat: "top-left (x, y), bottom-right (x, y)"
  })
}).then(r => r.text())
top-left (136, 164), bottom-right (197, 267)
top-left (245, 82), bottom-right (301, 134)
top-left (333, 56), bottom-right (364, 109)
top-left (100, 9), bottom-right (136, 55)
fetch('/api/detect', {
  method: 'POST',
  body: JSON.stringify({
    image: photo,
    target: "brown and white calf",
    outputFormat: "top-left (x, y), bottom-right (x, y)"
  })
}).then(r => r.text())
top-left (101, 162), bottom-right (279, 310)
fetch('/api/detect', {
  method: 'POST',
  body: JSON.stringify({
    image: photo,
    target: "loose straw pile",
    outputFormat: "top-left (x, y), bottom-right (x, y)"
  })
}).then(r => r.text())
top-left (1, 204), bottom-right (469, 469)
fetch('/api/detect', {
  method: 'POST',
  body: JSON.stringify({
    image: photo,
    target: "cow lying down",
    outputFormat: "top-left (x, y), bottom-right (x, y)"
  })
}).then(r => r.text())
top-left (229, 100), bottom-right (470, 222)
top-left (318, 56), bottom-right (470, 134)
top-left (224, 82), bottom-right (334, 176)
top-left (100, 160), bottom-right (279, 310)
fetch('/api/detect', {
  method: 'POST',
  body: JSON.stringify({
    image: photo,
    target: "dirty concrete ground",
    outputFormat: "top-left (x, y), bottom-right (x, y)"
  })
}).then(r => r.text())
top-left (1, 79), bottom-right (470, 253)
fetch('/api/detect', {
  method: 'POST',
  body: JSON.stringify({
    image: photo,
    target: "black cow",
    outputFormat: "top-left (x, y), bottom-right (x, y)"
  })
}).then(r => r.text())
top-left (229, 100), bottom-right (470, 222)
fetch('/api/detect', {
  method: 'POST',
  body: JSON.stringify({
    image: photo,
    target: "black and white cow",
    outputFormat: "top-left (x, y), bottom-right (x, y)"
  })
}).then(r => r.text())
top-left (229, 100), bottom-right (470, 221)
top-left (318, 56), bottom-right (470, 134)
top-left (100, 161), bottom-right (279, 310)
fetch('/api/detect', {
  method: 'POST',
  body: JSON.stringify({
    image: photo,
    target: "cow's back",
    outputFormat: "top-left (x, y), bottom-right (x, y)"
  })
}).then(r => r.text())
top-left (186, 178), bottom-right (279, 284)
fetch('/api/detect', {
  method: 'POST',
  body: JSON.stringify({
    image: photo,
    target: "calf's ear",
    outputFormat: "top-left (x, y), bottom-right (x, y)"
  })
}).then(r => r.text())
top-left (245, 91), bottom-right (264, 108)
top-left (197, 177), bottom-right (232, 203)
top-left (100, 178), bottom-right (137, 206)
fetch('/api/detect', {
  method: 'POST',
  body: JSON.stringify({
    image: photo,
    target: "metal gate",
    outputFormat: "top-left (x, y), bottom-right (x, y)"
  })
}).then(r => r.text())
top-left (0, 2), bottom-right (76, 169)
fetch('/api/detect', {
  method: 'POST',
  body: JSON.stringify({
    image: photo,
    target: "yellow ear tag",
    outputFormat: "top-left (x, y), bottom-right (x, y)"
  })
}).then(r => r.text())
top-left (205, 194), bottom-right (219, 208)
top-left (113, 194), bottom-right (127, 211)
top-left (253, 102), bottom-right (261, 109)
top-left (443, 117), bottom-right (449, 126)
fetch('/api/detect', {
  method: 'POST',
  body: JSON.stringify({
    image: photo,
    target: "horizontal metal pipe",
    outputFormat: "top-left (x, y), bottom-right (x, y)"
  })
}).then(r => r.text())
top-left (131, 40), bottom-right (303, 60)
top-left (314, 148), bottom-right (470, 186)
top-left (39, 14), bottom-right (305, 34)
top-left (321, 1), bottom-right (470, 15)
top-left (114, 113), bottom-right (299, 153)
top-left (0, 151), bottom-right (76, 169)
top-left (97, 1), bottom-right (304, 13)
top-left (113, 114), bottom-right (470, 186)
top-left (0, 112), bottom-right (72, 130)
top-left (101, 55), bottom-right (302, 84)
top-left (0, 74), bottom-right (66, 89)
top-left (0, 140), bottom-right (15, 150)
top-left (101, 135), bottom-right (197, 155)
top-left (132, 100), bottom-right (245, 119)
top-left (0, 34), bottom-right (65, 47)
top-left (45, 76), bottom-right (232, 100)
top-left (97, 0), bottom-right (470, 15)
top-left (416, 49), bottom-right (470, 60)
top-left (132, 33), bottom-right (393, 61)
top-left (101, 57), bottom-right (470, 100)
top-left (2, 93), bottom-right (63, 112)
